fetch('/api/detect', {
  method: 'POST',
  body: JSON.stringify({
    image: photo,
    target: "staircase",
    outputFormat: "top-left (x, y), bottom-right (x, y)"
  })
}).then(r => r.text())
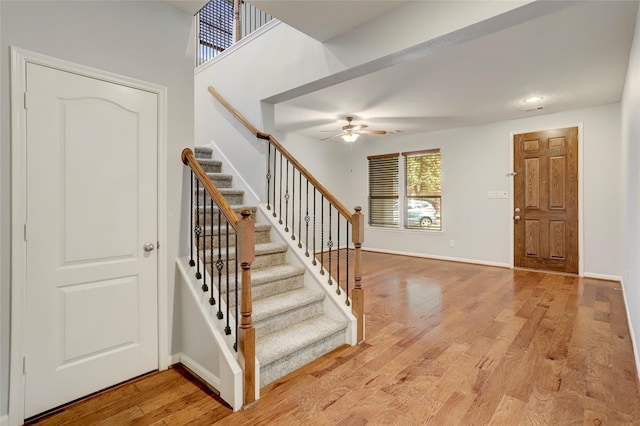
top-left (193, 145), bottom-right (348, 387)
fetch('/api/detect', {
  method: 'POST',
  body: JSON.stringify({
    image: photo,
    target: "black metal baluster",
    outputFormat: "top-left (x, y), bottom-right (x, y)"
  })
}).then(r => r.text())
top-left (298, 171), bottom-right (302, 248)
top-left (224, 221), bottom-right (231, 334)
top-left (189, 172), bottom-right (195, 267)
top-left (291, 168), bottom-right (295, 240)
top-left (266, 143), bottom-right (271, 211)
top-left (269, 147), bottom-right (282, 217)
top-left (320, 195), bottom-right (324, 275)
top-left (304, 179), bottom-right (310, 256)
top-left (234, 234), bottom-right (238, 352)
top-left (336, 214), bottom-right (340, 295)
top-left (217, 210), bottom-right (223, 319)
top-left (195, 180), bottom-right (202, 280)
top-left (327, 204), bottom-right (333, 285)
top-left (284, 159), bottom-right (290, 233)
top-left (278, 153), bottom-right (283, 224)
top-left (202, 191), bottom-right (208, 292)
top-left (346, 223), bottom-right (350, 306)
top-left (209, 198), bottom-right (216, 305)
top-left (312, 188), bottom-right (317, 266)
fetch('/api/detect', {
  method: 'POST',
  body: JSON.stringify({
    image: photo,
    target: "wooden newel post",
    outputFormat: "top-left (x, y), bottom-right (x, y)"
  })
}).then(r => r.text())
top-left (351, 206), bottom-right (365, 343)
top-left (237, 209), bottom-right (256, 408)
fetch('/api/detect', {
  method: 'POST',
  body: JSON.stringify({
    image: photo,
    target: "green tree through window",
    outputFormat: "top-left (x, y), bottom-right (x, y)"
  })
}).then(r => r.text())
top-left (404, 150), bottom-right (441, 230)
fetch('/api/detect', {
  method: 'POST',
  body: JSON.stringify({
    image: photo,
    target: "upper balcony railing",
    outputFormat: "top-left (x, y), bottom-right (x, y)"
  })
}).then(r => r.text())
top-left (196, 0), bottom-right (273, 66)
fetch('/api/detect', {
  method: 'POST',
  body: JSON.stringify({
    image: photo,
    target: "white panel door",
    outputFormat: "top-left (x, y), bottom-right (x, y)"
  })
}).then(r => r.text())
top-left (24, 63), bottom-right (159, 417)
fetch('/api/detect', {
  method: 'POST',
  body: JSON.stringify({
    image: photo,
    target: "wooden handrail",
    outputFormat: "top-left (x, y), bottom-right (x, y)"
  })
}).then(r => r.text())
top-left (182, 148), bottom-right (239, 230)
top-left (208, 85), bottom-right (353, 221)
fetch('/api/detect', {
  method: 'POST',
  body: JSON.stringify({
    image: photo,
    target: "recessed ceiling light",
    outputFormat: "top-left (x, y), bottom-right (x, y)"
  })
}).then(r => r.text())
top-left (524, 96), bottom-right (543, 103)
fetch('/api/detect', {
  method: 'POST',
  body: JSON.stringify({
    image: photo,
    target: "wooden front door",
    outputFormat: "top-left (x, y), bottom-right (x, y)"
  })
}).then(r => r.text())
top-left (513, 127), bottom-right (578, 273)
top-left (24, 62), bottom-right (159, 417)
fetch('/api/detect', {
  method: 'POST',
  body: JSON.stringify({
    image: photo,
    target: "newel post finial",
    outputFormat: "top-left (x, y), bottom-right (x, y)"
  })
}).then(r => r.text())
top-left (351, 206), bottom-right (365, 343)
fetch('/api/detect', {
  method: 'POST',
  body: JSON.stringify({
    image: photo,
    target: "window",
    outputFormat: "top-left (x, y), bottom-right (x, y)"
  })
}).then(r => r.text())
top-left (367, 154), bottom-right (399, 227)
top-left (368, 150), bottom-right (442, 231)
top-left (403, 150), bottom-right (441, 230)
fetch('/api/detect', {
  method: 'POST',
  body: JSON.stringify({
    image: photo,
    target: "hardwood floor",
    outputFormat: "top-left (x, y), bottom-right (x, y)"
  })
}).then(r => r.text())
top-left (28, 251), bottom-right (640, 425)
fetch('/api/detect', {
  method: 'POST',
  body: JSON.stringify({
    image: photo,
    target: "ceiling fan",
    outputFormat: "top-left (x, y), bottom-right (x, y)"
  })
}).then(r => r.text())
top-left (320, 116), bottom-right (387, 142)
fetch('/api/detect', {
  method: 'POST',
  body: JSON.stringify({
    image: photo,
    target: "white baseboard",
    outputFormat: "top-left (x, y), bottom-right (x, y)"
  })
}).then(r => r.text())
top-left (168, 353), bottom-right (181, 366)
top-left (363, 247), bottom-right (510, 269)
top-left (177, 353), bottom-right (222, 392)
top-left (0, 414), bottom-right (8, 426)
top-left (619, 279), bottom-right (640, 386)
top-left (583, 272), bottom-right (622, 282)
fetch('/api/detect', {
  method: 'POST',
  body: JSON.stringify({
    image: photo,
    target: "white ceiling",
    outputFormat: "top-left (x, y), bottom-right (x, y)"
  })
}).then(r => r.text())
top-left (266, 1), bottom-right (638, 140)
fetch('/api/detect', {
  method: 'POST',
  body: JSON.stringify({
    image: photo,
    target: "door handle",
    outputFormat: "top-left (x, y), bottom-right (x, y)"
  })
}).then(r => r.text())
top-left (515, 207), bottom-right (520, 213)
top-left (514, 215), bottom-right (521, 221)
top-left (143, 242), bottom-right (156, 252)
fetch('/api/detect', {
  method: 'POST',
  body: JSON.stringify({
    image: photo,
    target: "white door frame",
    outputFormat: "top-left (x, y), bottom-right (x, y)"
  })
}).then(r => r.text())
top-left (9, 47), bottom-right (169, 425)
top-left (508, 122), bottom-right (584, 277)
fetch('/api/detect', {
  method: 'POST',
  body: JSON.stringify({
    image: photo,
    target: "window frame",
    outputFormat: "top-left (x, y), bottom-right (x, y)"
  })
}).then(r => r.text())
top-left (367, 149), bottom-right (442, 232)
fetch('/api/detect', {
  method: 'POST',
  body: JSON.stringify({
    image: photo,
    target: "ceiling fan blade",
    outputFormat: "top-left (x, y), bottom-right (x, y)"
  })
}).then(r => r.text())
top-left (320, 132), bottom-right (345, 141)
top-left (352, 124), bottom-right (369, 131)
top-left (358, 129), bottom-right (387, 135)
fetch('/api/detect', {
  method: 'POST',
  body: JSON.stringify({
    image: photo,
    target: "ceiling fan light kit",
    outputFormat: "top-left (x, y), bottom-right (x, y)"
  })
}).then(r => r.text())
top-left (342, 132), bottom-right (359, 143)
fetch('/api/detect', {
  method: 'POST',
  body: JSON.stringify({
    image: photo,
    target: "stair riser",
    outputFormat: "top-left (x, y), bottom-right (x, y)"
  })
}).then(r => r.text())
top-left (260, 330), bottom-right (346, 387)
top-left (195, 211), bottom-right (256, 226)
top-left (197, 192), bottom-right (244, 206)
top-left (202, 251), bottom-right (287, 272)
top-left (195, 228), bottom-right (271, 249)
top-left (254, 301), bottom-right (324, 339)
top-left (207, 273), bottom-right (305, 307)
top-left (208, 176), bottom-right (233, 188)
top-left (196, 162), bottom-right (222, 173)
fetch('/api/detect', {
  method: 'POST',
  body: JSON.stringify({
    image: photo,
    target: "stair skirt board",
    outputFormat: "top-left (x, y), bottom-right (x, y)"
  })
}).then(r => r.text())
top-left (175, 257), bottom-right (246, 411)
top-left (184, 145), bottom-right (353, 392)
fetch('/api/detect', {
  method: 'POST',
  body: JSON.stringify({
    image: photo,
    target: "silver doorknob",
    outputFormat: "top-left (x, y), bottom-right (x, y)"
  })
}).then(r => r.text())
top-left (514, 215), bottom-right (521, 221)
top-left (143, 242), bottom-right (155, 252)
top-left (515, 207), bottom-right (521, 213)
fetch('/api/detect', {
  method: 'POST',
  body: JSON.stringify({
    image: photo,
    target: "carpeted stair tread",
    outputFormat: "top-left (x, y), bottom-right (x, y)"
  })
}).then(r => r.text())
top-left (201, 222), bottom-right (271, 236)
top-left (206, 172), bottom-right (232, 179)
top-left (256, 315), bottom-right (347, 366)
top-left (252, 287), bottom-right (323, 323)
top-left (196, 158), bottom-right (221, 167)
top-left (200, 242), bottom-right (287, 262)
top-left (194, 146), bottom-right (213, 158)
top-left (198, 187), bottom-right (243, 196)
top-left (251, 264), bottom-right (305, 286)
top-left (197, 204), bottom-right (257, 213)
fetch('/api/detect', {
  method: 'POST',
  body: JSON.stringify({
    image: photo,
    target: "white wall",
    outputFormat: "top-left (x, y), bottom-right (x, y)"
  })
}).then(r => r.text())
top-left (350, 103), bottom-right (623, 278)
top-left (621, 5), bottom-right (640, 374)
top-left (0, 1), bottom-right (194, 418)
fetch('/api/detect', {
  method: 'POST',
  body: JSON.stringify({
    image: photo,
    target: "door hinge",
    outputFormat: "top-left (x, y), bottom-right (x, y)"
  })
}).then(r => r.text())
top-left (157, 241), bottom-right (160, 250)
top-left (23, 356), bottom-right (26, 374)
top-left (24, 92), bottom-right (28, 109)
top-left (24, 224), bottom-right (27, 241)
